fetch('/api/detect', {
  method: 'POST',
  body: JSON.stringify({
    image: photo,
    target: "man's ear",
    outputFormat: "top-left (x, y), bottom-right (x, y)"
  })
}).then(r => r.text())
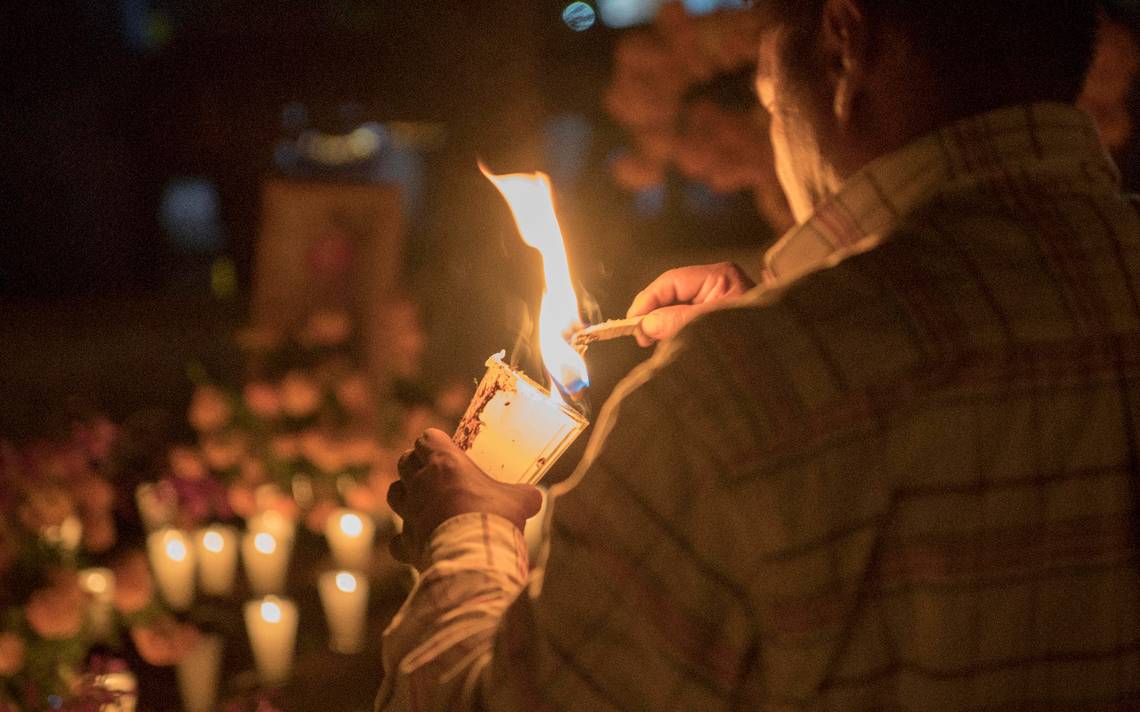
top-left (821, 0), bottom-right (869, 125)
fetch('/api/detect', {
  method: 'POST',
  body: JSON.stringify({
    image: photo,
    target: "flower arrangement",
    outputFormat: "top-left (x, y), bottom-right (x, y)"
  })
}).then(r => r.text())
top-left (146, 307), bottom-right (466, 538)
top-left (603, 2), bottom-right (793, 232)
top-left (0, 417), bottom-right (143, 711)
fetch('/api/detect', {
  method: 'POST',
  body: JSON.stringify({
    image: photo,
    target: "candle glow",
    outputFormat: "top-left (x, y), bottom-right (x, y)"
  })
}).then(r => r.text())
top-left (335, 571), bottom-right (357, 593)
top-left (165, 538), bottom-right (188, 562)
top-left (202, 530), bottom-right (225, 553)
top-left (261, 599), bottom-right (283, 623)
top-left (339, 513), bottom-right (364, 537)
top-left (254, 532), bottom-right (277, 554)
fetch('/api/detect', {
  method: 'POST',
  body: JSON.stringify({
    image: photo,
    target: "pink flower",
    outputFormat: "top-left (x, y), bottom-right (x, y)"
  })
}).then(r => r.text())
top-left (111, 551), bottom-right (154, 615)
top-left (226, 485), bottom-right (257, 519)
top-left (239, 458), bottom-right (268, 486)
top-left (188, 386), bottom-right (232, 433)
top-left (269, 435), bottom-right (300, 462)
top-left (243, 382), bottom-right (281, 420)
top-left (280, 372), bottom-right (321, 418)
top-left (201, 436), bottom-right (245, 472)
top-left (334, 373), bottom-right (373, 416)
top-left (81, 512), bottom-right (117, 553)
top-left (299, 430), bottom-right (345, 474)
top-left (302, 310), bottom-right (352, 347)
top-left (26, 571), bottom-right (85, 640)
top-left (130, 618), bottom-right (202, 666)
top-left (169, 447), bottom-right (208, 481)
top-left (0, 633), bottom-right (26, 676)
top-left (18, 485), bottom-right (75, 533)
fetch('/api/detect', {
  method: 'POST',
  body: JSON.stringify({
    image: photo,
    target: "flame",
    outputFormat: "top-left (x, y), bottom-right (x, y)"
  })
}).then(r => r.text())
top-left (481, 164), bottom-right (588, 400)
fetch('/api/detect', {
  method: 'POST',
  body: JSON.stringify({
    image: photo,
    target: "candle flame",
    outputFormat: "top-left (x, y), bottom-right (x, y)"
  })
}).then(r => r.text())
top-left (481, 164), bottom-right (589, 400)
top-left (339, 512), bottom-right (364, 537)
top-left (82, 570), bottom-right (110, 595)
top-left (261, 599), bottom-right (283, 623)
top-left (254, 532), bottom-right (277, 555)
top-left (164, 536), bottom-right (188, 562)
top-left (335, 571), bottom-right (358, 593)
top-left (202, 530), bottom-right (225, 553)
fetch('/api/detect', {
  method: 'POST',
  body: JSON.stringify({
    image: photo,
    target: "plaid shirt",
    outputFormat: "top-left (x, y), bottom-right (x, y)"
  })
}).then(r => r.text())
top-left (377, 103), bottom-right (1140, 711)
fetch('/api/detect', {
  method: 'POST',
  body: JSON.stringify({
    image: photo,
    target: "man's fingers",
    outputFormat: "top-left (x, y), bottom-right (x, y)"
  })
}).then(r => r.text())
top-left (397, 449), bottom-right (422, 480)
top-left (388, 533), bottom-right (412, 564)
top-left (386, 479), bottom-right (406, 515)
top-left (635, 304), bottom-right (700, 346)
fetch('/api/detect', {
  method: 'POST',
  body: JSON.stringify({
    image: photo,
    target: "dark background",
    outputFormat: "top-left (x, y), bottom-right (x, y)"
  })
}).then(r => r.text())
top-left (0, 0), bottom-right (770, 435)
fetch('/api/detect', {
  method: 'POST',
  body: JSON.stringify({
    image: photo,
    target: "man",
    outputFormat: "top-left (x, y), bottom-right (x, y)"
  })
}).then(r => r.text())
top-left (380, 1), bottom-right (1140, 709)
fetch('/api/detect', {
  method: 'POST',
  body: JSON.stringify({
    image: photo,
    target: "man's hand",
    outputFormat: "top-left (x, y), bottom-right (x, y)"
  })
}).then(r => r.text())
top-left (386, 429), bottom-right (543, 569)
top-left (627, 262), bottom-right (756, 346)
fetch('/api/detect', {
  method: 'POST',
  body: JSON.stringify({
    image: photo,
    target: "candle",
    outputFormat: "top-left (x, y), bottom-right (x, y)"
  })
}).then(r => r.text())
top-left (177, 634), bottom-right (223, 712)
top-left (244, 596), bottom-right (298, 686)
top-left (95, 671), bottom-right (137, 712)
top-left (195, 525), bottom-right (238, 596)
top-left (78, 567), bottom-right (116, 641)
top-left (146, 528), bottom-right (195, 610)
top-left (324, 509), bottom-right (375, 570)
top-left (318, 570), bottom-right (369, 654)
top-left (248, 509), bottom-right (296, 544)
top-left (242, 530), bottom-right (289, 595)
top-left (453, 352), bottom-right (587, 485)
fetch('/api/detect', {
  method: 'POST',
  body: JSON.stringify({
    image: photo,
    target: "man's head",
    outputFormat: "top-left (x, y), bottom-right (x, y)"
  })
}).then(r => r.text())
top-left (755, 0), bottom-right (1098, 221)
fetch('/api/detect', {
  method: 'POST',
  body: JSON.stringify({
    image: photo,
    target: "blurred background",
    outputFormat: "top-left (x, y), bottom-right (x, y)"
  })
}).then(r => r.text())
top-left (0, 0), bottom-right (778, 435)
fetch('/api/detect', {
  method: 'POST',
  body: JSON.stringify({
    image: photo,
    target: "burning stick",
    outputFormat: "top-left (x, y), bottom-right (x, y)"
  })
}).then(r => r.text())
top-left (570, 316), bottom-right (645, 352)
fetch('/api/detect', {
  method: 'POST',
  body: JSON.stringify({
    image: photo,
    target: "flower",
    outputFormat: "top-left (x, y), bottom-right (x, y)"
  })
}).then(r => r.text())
top-left (111, 551), bottom-right (153, 615)
top-left (0, 632), bottom-right (26, 676)
top-left (188, 385), bottom-right (232, 433)
top-left (130, 618), bottom-right (202, 666)
top-left (169, 447), bottom-right (208, 482)
top-left (280, 372), bottom-right (322, 418)
top-left (269, 435), bottom-right (300, 462)
top-left (81, 513), bottom-right (116, 553)
top-left (302, 310), bottom-right (352, 347)
top-left (243, 382), bottom-right (281, 420)
top-left (299, 430), bottom-right (345, 474)
top-left (334, 373), bottom-right (373, 416)
top-left (201, 436), bottom-right (245, 473)
top-left (18, 485), bottom-right (75, 533)
top-left (26, 571), bottom-right (85, 640)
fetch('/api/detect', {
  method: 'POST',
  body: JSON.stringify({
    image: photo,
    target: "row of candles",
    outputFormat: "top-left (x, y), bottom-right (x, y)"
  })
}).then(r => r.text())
top-left (80, 508), bottom-right (379, 711)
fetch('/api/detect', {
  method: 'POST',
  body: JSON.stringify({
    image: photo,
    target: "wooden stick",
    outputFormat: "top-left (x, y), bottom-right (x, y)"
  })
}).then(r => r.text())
top-left (570, 316), bottom-right (645, 351)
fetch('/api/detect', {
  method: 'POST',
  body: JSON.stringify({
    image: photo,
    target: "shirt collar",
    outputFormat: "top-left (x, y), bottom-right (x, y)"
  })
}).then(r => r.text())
top-left (762, 103), bottom-right (1117, 286)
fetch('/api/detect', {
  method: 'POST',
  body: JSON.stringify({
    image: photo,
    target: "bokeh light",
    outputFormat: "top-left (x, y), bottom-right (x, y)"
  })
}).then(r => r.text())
top-left (562, 2), bottom-right (597, 31)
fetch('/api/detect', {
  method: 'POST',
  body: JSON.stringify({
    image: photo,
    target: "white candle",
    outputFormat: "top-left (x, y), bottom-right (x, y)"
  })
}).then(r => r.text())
top-left (177, 633), bottom-right (223, 712)
top-left (324, 509), bottom-right (375, 570)
top-left (248, 509), bottom-right (296, 544)
top-left (195, 525), bottom-right (238, 596)
top-left (241, 530), bottom-right (289, 595)
top-left (318, 570), bottom-right (369, 654)
top-left (454, 352), bottom-right (588, 485)
top-left (146, 528), bottom-right (195, 610)
top-left (244, 596), bottom-right (298, 686)
top-left (78, 567), bottom-right (116, 641)
top-left (95, 671), bottom-right (137, 712)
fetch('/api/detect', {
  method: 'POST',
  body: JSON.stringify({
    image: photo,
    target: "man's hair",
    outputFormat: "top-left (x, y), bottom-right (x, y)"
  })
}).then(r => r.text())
top-left (762, 0), bottom-right (1099, 105)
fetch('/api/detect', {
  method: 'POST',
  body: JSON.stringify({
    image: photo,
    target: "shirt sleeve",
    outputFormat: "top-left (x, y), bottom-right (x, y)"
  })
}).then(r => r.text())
top-left (376, 330), bottom-right (759, 711)
top-left (375, 511), bottom-right (530, 712)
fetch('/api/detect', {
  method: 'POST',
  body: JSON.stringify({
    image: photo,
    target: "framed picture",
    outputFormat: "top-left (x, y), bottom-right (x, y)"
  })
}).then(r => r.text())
top-left (251, 178), bottom-right (403, 334)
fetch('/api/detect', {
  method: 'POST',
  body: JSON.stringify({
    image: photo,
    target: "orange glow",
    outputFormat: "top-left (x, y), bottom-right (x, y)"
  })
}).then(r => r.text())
top-left (480, 165), bottom-right (588, 399)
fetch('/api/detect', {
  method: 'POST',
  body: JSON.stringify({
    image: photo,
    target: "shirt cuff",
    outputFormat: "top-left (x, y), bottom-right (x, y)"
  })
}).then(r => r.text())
top-left (424, 511), bottom-right (530, 585)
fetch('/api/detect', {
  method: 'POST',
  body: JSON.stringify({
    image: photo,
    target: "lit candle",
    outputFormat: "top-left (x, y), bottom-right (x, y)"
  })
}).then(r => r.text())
top-left (318, 570), bottom-right (369, 654)
top-left (146, 528), bottom-right (195, 610)
top-left (176, 633), bottom-right (223, 712)
top-left (248, 509), bottom-right (296, 544)
top-left (195, 525), bottom-right (238, 596)
top-left (324, 509), bottom-right (375, 570)
top-left (95, 671), bottom-right (137, 712)
top-left (454, 353), bottom-right (587, 485)
top-left (457, 168), bottom-right (590, 486)
top-left (78, 567), bottom-right (116, 641)
top-left (241, 530), bottom-right (288, 595)
top-left (244, 596), bottom-right (298, 686)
